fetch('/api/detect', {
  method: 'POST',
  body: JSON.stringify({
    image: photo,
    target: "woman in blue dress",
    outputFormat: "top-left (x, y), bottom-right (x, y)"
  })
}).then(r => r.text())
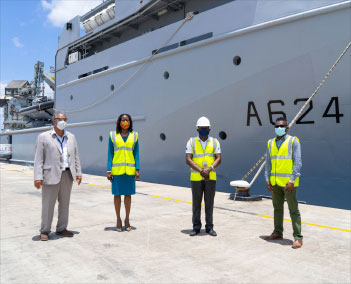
top-left (106, 114), bottom-right (140, 231)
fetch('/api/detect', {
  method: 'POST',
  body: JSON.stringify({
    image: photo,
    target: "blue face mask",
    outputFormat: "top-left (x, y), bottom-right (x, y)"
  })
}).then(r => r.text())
top-left (275, 127), bottom-right (286, 137)
top-left (198, 128), bottom-right (210, 137)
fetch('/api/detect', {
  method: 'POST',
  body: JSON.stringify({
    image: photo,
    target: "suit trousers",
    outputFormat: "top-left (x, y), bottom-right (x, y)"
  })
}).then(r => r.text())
top-left (191, 180), bottom-right (216, 231)
top-left (40, 170), bottom-right (73, 234)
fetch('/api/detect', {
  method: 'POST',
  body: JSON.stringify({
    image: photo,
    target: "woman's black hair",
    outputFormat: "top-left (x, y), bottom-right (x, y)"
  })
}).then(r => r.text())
top-left (116, 113), bottom-right (133, 133)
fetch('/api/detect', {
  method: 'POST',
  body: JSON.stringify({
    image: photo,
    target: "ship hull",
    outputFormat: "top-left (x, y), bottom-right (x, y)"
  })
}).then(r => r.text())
top-left (4, 2), bottom-right (351, 209)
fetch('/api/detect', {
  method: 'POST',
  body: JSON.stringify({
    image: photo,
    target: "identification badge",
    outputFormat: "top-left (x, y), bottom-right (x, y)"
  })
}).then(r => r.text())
top-left (202, 161), bottom-right (208, 168)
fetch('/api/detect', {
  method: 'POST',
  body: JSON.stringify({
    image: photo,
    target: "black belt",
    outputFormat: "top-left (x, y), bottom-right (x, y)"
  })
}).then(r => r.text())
top-left (64, 168), bottom-right (70, 171)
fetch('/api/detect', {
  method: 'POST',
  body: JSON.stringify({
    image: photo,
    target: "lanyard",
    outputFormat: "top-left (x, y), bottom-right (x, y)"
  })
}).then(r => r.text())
top-left (56, 135), bottom-right (65, 152)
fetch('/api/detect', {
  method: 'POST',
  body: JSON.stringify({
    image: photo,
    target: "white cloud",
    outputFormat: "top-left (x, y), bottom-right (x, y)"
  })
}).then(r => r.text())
top-left (12, 37), bottom-right (24, 48)
top-left (0, 82), bottom-right (8, 98)
top-left (41, 0), bottom-right (103, 27)
top-left (43, 82), bottom-right (54, 99)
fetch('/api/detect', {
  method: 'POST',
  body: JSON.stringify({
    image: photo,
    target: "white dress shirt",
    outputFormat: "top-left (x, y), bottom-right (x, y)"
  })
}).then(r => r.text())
top-left (186, 136), bottom-right (221, 154)
top-left (51, 129), bottom-right (69, 170)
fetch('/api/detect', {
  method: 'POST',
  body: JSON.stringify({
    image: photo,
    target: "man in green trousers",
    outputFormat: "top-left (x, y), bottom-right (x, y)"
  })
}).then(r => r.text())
top-left (264, 117), bottom-right (303, 249)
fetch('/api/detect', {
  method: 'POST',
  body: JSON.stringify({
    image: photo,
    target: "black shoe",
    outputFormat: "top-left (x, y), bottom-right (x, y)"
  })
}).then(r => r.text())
top-left (55, 229), bottom-right (74, 237)
top-left (206, 229), bottom-right (217, 237)
top-left (189, 230), bottom-right (200, 236)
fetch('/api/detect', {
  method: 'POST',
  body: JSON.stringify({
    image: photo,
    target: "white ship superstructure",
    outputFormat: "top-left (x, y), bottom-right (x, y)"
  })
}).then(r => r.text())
top-left (1, 0), bottom-right (350, 209)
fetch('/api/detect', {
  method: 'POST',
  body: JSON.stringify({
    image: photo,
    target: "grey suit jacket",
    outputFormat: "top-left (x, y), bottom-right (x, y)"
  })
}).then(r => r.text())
top-left (34, 130), bottom-right (82, 185)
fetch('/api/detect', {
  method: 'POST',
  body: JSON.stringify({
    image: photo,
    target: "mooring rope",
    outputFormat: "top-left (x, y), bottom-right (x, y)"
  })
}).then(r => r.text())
top-left (55, 12), bottom-right (195, 113)
top-left (241, 41), bottom-right (351, 181)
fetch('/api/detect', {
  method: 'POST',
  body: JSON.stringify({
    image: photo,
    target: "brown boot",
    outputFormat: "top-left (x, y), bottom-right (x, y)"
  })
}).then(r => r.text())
top-left (40, 233), bottom-right (49, 241)
top-left (292, 239), bottom-right (303, 249)
top-left (264, 233), bottom-right (283, 240)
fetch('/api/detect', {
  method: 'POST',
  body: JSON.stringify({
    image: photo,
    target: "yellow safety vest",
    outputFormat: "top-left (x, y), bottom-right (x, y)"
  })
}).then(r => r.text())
top-left (267, 135), bottom-right (300, 187)
top-left (110, 131), bottom-right (138, 175)
top-left (190, 137), bottom-right (218, 181)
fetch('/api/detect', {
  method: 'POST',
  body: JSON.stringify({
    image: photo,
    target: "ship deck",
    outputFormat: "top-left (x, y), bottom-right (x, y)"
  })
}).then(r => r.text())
top-left (1, 162), bottom-right (350, 283)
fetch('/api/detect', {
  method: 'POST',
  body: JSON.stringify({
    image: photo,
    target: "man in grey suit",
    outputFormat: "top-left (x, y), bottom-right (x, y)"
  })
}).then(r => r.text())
top-left (34, 112), bottom-right (82, 241)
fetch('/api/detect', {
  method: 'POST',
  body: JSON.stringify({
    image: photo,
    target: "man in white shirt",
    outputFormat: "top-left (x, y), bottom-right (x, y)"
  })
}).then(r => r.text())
top-left (34, 112), bottom-right (82, 241)
top-left (185, 117), bottom-right (221, 236)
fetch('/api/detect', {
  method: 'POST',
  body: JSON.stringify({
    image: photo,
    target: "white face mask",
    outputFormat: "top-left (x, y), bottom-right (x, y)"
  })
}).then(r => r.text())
top-left (56, 120), bottom-right (67, 130)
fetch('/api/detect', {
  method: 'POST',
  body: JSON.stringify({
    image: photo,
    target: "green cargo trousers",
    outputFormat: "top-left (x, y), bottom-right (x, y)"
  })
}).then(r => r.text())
top-left (272, 185), bottom-right (303, 240)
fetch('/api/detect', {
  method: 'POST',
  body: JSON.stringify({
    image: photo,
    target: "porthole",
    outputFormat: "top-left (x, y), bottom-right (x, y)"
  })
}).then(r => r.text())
top-left (110, 84), bottom-right (114, 91)
top-left (219, 131), bottom-right (227, 140)
top-left (233, 56), bottom-right (241, 66)
top-left (163, 71), bottom-right (169, 80)
top-left (70, 95), bottom-right (73, 100)
top-left (99, 136), bottom-right (103, 142)
top-left (160, 133), bottom-right (166, 141)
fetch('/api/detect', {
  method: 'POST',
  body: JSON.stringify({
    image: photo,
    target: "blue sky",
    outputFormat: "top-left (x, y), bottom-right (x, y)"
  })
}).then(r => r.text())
top-left (0, 0), bottom-right (103, 96)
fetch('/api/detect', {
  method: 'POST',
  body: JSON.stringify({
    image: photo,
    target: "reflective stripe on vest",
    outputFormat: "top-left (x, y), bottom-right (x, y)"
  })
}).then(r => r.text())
top-left (268, 135), bottom-right (299, 187)
top-left (190, 137), bottom-right (217, 181)
top-left (110, 131), bottom-right (138, 175)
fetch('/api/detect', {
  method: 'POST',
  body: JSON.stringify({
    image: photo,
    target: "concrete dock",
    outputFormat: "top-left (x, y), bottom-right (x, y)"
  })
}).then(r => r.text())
top-left (0, 162), bottom-right (350, 283)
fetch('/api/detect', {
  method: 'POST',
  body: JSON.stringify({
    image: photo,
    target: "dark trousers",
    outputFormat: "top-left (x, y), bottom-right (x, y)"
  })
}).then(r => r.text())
top-left (191, 180), bottom-right (216, 231)
top-left (272, 185), bottom-right (303, 240)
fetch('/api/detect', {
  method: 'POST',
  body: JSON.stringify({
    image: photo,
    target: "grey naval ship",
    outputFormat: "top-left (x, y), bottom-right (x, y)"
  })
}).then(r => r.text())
top-left (1, 0), bottom-right (350, 209)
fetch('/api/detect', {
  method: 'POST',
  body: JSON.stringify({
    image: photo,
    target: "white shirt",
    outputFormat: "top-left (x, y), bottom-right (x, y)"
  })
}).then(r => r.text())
top-left (51, 129), bottom-right (69, 170)
top-left (186, 136), bottom-right (221, 154)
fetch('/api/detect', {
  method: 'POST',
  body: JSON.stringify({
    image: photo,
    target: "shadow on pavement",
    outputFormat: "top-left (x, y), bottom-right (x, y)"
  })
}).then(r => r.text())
top-left (32, 231), bottom-right (80, 241)
top-left (259, 235), bottom-right (293, 246)
top-left (104, 226), bottom-right (137, 231)
top-left (180, 229), bottom-right (208, 236)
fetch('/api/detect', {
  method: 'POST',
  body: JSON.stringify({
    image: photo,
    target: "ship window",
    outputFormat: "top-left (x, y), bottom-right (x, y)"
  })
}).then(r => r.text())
top-left (219, 131), bottom-right (227, 140)
top-left (160, 133), bottom-right (166, 140)
top-left (70, 95), bottom-right (73, 100)
top-left (233, 56), bottom-right (241, 66)
top-left (164, 72), bottom-right (169, 80)
top-left (99, 136), bottom-right (103, 142)
top-left (78, 66), bottom-right (108, 79)
top-left (180, 32), bottom-right (213, 47)
top-left (78, 72), bottom-right (89, 79)
top-left (152, 43), bottom-right (179, 55)
top-left (93, 66), bottom-right (108, 74)
top-left (110, 84), bottom-right (114, 91)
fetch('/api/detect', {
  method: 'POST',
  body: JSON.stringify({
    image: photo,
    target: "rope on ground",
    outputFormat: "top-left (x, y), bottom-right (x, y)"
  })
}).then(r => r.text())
top-left (55, 12), bottom-right (195, 113)
top-left (241, 41), bottom-right (351, 181)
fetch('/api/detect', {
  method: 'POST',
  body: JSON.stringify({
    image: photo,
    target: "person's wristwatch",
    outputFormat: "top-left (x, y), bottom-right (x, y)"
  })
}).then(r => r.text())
top-left (210, 165), bottom-right (214, 171)
top-left (288, 180), bottom-right (295, 184)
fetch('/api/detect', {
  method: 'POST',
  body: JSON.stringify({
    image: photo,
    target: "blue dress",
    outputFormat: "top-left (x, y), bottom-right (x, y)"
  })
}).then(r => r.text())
top-left (107, 133), bottom-right (140, 195)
